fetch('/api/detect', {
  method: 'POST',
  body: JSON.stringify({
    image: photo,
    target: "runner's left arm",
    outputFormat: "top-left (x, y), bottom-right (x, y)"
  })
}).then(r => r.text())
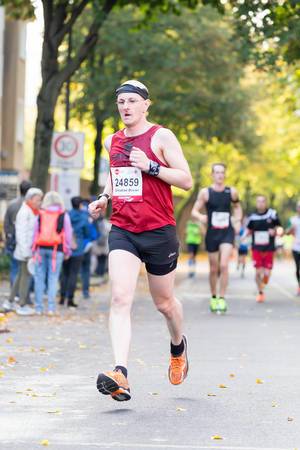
top-left (130, 128), bottom-right (193, 191)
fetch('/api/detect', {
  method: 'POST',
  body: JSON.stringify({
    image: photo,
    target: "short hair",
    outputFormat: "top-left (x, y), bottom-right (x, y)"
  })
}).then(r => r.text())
top-left (19, 180), bottom-right (32, 196)
top-left (211, 163), bottom-right (226, 173)
top-left (25, 187), bottom-right (43, 200)
top-left (256, 194), bottom-right (267, 201)
top-left (71, 196), bottom-right (82, 209)
top-left (42, 191), bottom-right (65, 209)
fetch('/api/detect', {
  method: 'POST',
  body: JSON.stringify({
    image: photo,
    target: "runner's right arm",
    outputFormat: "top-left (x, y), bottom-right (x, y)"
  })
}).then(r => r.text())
top-left (88, 136), bottom-right (113, 220)
top-left (191, 188), bottom-right (208, 225)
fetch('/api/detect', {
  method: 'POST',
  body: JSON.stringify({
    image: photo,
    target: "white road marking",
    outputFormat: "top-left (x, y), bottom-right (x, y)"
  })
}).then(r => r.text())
top-left (7, 443), bottom-right (293, 450)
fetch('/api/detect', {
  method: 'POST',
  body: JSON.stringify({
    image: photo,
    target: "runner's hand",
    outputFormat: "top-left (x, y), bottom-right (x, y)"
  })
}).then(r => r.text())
top-left (130, 147), bottom-right (150, 172)
top-left (269, 228), bottom-right (276, 237)
top-left (88, 198), bottom-right (107, 219)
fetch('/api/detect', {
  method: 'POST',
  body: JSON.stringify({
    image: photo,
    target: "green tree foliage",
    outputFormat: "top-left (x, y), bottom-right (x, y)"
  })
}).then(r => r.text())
top-left (71, 4), bottom-right (258, 191)
top-left (204, 0), bottom-right (300, 65)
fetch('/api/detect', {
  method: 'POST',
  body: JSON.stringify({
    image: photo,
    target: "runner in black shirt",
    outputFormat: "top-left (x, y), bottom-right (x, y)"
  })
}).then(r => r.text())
top-left (192, 163), bottom-right (242, 313)
top-left (245, 195), bottom-right (281, 303)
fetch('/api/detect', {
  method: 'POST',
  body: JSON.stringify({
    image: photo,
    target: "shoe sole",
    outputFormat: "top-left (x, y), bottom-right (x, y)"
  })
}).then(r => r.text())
top-left (96, 373), bottom-right (131, 402)
top-left (168, 334), bottom-right (189, 385)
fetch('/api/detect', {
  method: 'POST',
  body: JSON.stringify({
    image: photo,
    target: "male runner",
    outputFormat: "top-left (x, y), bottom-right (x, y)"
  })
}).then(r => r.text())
top-left (245, 195), bottom-right (281, 303)
top-left (286, 200), bottom-right (300, 296)
top-left (191, 163), bottom-right (242, 313)
top-left (89, 80), bottom-right (192, 401)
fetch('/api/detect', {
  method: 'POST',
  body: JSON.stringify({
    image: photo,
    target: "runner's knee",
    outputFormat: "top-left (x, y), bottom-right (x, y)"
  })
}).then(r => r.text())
top-left (111, 289), bottom-right (133, 311)
top-left (155, 296), bottom-right (175, 318)
top-left (219, 263), bottom-right (228, 274)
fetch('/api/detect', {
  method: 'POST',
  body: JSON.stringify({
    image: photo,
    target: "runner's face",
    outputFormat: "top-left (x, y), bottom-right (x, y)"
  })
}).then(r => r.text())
top-left (117, 93), bottom-right (148, 127)
top-left (256, 196), bottom-right (267, 212)
top-left (212, 166), bottom-right (225, 184)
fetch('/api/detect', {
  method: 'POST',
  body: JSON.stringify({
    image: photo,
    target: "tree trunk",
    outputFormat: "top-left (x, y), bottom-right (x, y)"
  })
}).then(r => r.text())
top-left (90, 116), bottom-right (104, 195)
top-left (31, 87), bottom-right (58, 190)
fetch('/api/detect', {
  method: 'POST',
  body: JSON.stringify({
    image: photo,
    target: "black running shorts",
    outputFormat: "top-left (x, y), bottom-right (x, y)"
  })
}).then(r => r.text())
top-left (108, 224), bottom-right (179, 275)
top-left (205, 227), bottom-right (235, 253)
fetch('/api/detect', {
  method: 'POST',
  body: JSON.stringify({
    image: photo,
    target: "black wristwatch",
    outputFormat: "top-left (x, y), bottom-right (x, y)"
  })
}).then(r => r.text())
top-left (148, 160), bottom-right (160, 177)
top-left (97, 193), bottom-right (110, 201)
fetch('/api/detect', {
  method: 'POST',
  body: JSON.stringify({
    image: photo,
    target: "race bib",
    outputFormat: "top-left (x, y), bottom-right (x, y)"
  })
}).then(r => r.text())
top-left (111, 167), bottom-right (143, 202)
top-left (254, 231), bottom-right (270, 246)
top-left (211, 212), bottom-right (230, 229)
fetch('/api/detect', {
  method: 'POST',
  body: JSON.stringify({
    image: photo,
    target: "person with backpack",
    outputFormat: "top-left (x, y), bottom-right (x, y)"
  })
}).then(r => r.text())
top-left (59, 196), bottom-right (90, 308)
top-left (3, 188), bottom-right (43, 315)
top-left (33, 191), bottom-right (72, 315)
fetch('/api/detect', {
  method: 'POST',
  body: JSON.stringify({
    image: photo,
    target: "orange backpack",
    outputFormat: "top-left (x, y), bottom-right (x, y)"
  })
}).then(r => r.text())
top-left (34, 209), bottom-right (65, 247)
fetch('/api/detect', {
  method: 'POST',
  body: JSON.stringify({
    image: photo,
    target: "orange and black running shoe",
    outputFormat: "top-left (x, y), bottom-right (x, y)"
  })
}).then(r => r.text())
top-left (97, 370), bottom-right (131, 401)
top-left (168, 335), bottom-right (189, 385)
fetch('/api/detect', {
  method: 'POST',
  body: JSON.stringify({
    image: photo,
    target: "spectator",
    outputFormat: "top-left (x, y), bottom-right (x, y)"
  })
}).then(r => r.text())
top-left (33, 191), bottom-right (72, 316)
top-left (92, 214), bottom-right (111, 284)
top-left (80, 199), bottom-right (99, 299)
top-left (3, 188), bottom-right (43, 315)
top-left (60, 196), bottom-right (90, 307)
top-left (4, 180), bottom-right (32, 285)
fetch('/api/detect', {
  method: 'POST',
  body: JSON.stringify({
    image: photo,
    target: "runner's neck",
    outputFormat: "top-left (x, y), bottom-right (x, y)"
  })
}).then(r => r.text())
top-left (124, 120), bottom-right (154, 137)
top-left (211, 183), bottom-right (226, 192)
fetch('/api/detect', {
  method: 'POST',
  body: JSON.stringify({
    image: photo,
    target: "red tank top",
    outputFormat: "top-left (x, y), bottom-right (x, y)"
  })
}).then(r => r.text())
top-left (109, 125), bottom-right (176, 233)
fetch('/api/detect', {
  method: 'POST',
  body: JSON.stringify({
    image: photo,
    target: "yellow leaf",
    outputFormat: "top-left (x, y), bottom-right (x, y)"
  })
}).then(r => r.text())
top-left (6, 337), bottom-right (13, 344)
top-left (149, 392), bottom-right (159, 396)
top-left (218, 384), bottom-right (228, 388)
top-left (78, 344), bottom-right (87, 349)
top-left (7, 356), bottom-right (16, 364)
top-left (211, 435), bottom-right (223, 440)
top-left (288, 417), bottom-right (294, 422)
top-left (176, 407), bottom-right (186, 412)
top-left (39, 367), bottom-right (49, 373)
top-left (229, 373), bottom-right (235, 378)
top-left (47, 410), bottom-right (61, 415)
top-left (256, 378), bottom-right (264, 384)
top-left (207, 393), bottom-right (217, 396)
top-left (0, 371), bottom-right (4, 378)
top-left (40, 439), bottom-right (49, 446)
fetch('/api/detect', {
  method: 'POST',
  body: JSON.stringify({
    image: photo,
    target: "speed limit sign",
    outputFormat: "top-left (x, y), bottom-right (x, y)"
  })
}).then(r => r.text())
top-left (50, 131), bottom-right (84, 169)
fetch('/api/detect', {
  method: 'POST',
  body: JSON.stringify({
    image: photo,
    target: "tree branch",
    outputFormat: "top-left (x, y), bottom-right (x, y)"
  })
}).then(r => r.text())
top-left (52, 0), bottom-right (90, 47)
top-left (55, 0), bottom-right (118, 89)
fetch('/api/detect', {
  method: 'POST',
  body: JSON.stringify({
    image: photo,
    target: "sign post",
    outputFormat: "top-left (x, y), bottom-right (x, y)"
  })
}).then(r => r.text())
top-left (50, 131), bottom-right (84, 208)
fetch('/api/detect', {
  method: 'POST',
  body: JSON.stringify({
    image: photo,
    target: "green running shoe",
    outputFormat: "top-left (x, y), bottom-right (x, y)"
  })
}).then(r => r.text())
top-left (210, 297), bottom-right (219, 312)
top-left (217, 297), bottom-right (227, 313)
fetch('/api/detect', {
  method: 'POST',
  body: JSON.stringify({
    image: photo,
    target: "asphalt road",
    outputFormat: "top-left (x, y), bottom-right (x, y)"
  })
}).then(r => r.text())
top-left (0, 257), bottom-right (300, 450)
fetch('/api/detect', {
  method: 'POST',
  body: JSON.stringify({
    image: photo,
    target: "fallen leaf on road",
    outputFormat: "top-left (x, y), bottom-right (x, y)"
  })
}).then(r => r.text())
top-left (7, 356), bottom-right (16, 364)
top-left (6, 337), bottom-right (13, 344)
top-left (78, 344), bottom-right (87, 349)
top-left (287, 417), bottom-right (294, 422)
top-left (149, 392), bottom-right (159, 396)
top-left (229, 373), bottom-right (235, 378)
top-left (207, 393), bottom-right (217, 397)
top-left (39, 367), bottom-right (49, 373)
top-left (272, 402), bottom-right (278, 408)
top-left (211, 435), bottom-right (223, 440)
top-left (47, 410), bottom-right (61, 415)
top-left (218, 384), bottom-right (228, 388)
top-left (176, 407), bottom-right (186, 412)
top-left (40, 439), bottom-right (49, 446)
top-left (0, 371), bottom-right (4, 378)
top-left (256, 378), bottom-right (264, 384)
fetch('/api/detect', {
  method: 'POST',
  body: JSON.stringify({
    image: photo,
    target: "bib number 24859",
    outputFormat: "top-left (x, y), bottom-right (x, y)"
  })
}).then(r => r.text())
top-left (111, 166), bottom-right (143, 202)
